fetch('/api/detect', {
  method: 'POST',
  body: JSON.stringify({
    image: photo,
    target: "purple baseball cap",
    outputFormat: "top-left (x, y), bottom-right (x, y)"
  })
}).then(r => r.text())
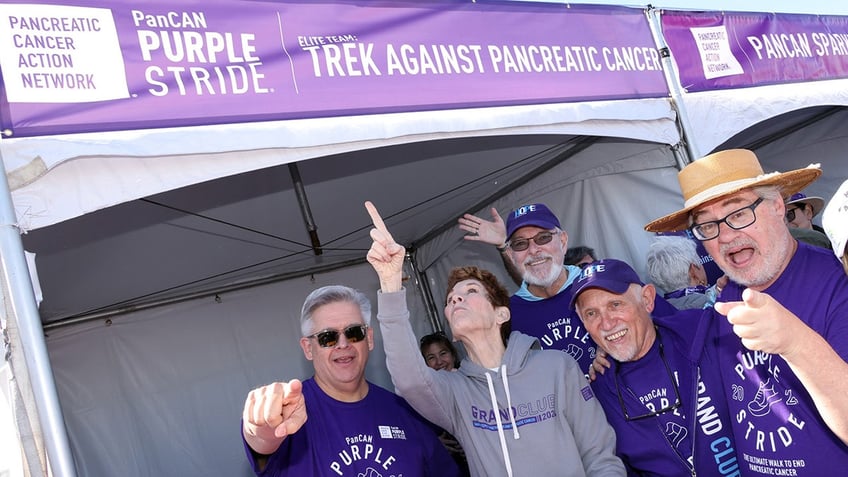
top-left (505, 203), bottom-right (561, 239)
top-left (569, 259), bottom-right (644, 309)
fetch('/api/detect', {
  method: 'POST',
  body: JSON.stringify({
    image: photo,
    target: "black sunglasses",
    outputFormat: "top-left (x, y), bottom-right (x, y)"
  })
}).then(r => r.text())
top-left (307, 324), bottom-right (368, 348)
top-left (613, 327), bottom-right (681, 421)
top-left (785, 206), bottom-right (802, 223)
top-left (509, 230), bottom-right (559, 252)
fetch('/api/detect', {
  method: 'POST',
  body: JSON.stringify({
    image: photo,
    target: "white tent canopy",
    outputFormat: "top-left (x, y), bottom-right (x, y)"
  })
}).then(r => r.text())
top-left (654, 6), bottom-right (848, 225)
top-left (18, 111), bottom-right (683, 477)
top-left (678, 79), bottom-right (848, 161)
top-left (0, 0), bottom-right (689, 474)
top-left (3, 2), bottom-right (848, 477)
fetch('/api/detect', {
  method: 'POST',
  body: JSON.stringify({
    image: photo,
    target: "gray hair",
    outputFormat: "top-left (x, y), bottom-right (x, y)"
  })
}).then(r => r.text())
top-left (754, 185), bottom-right (783, 202)
top-left (300, 285), bottom-right (372, 336)
top-left (645, 236), bottom-right (701, 293)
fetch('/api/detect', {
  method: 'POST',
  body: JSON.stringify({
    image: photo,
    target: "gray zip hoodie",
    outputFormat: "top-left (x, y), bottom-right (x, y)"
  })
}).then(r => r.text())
top-left (377, 289), bottom-right (624, 477)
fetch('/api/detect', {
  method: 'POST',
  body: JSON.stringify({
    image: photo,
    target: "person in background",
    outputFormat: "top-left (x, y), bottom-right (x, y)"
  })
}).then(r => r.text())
top-left (419, 331), bottom-right (471, 476)
top-left (572, 259), bottom-right (737, 476)
top-left (645, 235), bottom-right (727, 309)
top-left (784, 192), bottom-right (832, 249)
top-left (241, 285), bottom-right (460, 477)
top-left (420, 331), bottom-right (461, 371)
top-left (784, 192), bottom-right (826, 232)
top-left (645, 149), bottom-right (848, 475)
top-left (459, 203), bottom-right (675, 374)
top-left (565, 245), bottom-right (597, 268)
top-left (823, 179), bottom-right (848, 274)
top-left (368, 201), bottom-right (625, 477)
top-left (457, 204), bottom-right (595, 371)
top-left (656, 230), bottom-right (725, 287)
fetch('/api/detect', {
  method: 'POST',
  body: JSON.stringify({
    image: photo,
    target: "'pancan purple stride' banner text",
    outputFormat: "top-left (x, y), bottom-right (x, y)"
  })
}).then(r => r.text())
top-left (662, 10), bottom-right (848, 92)
top-left (0, 0), bottom-right (667, 137)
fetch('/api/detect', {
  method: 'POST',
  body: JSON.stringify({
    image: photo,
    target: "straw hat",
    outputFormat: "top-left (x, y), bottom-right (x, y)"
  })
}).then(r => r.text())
top-left (645, 149), bottom-right (822, 233)
top-left (784, 192), bottom-right (825, 218)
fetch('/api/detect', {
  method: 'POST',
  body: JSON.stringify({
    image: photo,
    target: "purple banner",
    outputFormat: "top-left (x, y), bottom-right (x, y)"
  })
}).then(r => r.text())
top-left (0, 0), bottom-right (667, 137)
top-left (662, 10), bottom-right (848, 92)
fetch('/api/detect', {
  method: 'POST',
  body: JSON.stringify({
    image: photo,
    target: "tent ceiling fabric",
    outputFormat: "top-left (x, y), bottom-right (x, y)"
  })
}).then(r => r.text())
top-left (719, 105), bottom-right (848, 209)
top-left (678, 78), bottom-right (848, 158)
top-left (20, 102), bottom-right (848, 327)
top-left (23, 133), bottom-right (590, 324)
top-left (6, 99), bottom-right (679, 231)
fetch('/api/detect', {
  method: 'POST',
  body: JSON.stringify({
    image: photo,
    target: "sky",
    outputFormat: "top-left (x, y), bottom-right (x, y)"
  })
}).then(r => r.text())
top-left (520, 0), bottom-right (848, 15)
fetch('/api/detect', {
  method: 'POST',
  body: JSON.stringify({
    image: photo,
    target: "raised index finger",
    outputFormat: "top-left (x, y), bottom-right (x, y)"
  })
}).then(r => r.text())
top-left (365, 201), bottom-right (392, 238)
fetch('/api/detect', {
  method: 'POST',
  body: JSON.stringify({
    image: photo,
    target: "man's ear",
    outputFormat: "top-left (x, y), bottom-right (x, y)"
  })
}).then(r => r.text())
top-left (772, 196), bottom-right (786, 216)
top-left (641, 283), bottom-right (657, 313)
top-left (559, 229), bottom-right (569, 250)
top-left (802, 204), bottom-right (814, 220)
top-left (367, 326), bottom-right (375, 352)
top-left (688, 263), bottom-right (704, 286)
top-left (300, 337), bottom-right (314, 361)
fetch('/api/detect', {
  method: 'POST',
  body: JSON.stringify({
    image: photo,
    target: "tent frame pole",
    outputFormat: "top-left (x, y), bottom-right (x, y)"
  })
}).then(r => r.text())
top-left (0, 154), bottom-right (77, 477)
top-left (647, 5), bottom-right (696, 164)
top-left (405, 250), bottom-right (441, 332)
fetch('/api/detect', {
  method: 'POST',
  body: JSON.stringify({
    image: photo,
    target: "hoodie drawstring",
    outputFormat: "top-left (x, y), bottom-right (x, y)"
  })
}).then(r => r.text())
top-left (485, 365), bottom-right (519, 477)
top-left (500, 364), bottom-right (520, 440)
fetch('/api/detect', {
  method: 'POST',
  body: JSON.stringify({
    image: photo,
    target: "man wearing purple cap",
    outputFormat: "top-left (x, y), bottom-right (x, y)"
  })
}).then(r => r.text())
top-left (646, 149), bottom-right (848, 475)
top-left (458, 203), bottom-right (599, 373)
top-left (572, 259), bottom-right (737, 476)
top-left (459, 204), bottom-right (678, 375)
top-left (459, 204), bottom-right (677, 371)
top-left (784, 192), bottom-right (831, 250)
top-left (784, 192), bottom-right (825, 233)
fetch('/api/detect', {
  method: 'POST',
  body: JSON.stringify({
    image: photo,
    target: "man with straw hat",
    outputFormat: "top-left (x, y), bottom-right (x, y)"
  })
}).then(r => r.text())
top-left (645, 149), bottom-right (848, 475)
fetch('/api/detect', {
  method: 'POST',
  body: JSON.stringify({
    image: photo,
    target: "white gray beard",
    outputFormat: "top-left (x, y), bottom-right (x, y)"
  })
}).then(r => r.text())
top-left (523, 261), bottom-right (563, 288)
top-left (720, 231), bottom-right (792, 289)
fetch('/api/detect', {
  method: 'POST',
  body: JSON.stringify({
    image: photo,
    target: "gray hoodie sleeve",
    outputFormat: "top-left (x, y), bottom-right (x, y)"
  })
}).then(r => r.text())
top-left (376, 289), bottom-right (455, 432)
top-left (560, 356), bottom-right (625, 476)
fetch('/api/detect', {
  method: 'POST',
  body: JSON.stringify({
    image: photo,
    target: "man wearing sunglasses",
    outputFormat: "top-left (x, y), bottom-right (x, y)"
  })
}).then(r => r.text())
top-left (241, 285), bottom-right (461, 477)
top-left (457, 203), bottom-right (598, 374)
top-left (783, 192), bottom-right (832, 250)
top-left (645, 149), bottom-right (848, 475)
top-left (459, 203), bottom-right (676, 375)
top-left (572, 259), bottom-right (736, 476)
top-left (784, 192), bottom-right (826, 233)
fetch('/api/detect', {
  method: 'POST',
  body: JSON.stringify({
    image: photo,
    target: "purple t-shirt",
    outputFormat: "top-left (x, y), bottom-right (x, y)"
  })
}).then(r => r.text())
top-left (243, 378), bottom-right (461, 477)
top-left (701, 242), bottom-right (848, 476)
top-left (510, 270), bottom-right (679, 374)
top-left (510, 284), bottom-right (597, 372)
top-left (592, 310), bottom-right (739, 477)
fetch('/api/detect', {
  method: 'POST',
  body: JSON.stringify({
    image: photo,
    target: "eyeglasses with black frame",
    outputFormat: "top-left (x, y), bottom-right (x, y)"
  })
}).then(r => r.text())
top-left (306, 324), bottom-right (368, 348)
top-left (613, 327), bottom-right (681, 421)
top-left (508, 230), bottom-right (559, 252)
top-left (689, 197), bottom-right (764, 241)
